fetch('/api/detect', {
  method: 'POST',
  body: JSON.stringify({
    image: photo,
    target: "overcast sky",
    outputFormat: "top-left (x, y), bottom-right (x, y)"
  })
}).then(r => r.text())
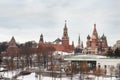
top-left (0, 0), bottom-right (120, 46)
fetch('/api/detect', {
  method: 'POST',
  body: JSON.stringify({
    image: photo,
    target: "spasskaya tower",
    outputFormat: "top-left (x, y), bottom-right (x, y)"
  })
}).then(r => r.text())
top-left (62, 20), bottom-right (69, 48)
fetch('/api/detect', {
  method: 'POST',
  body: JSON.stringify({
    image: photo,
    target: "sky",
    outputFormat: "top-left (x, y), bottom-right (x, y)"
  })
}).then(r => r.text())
top-left (0, 0), bottom-right (120, 46)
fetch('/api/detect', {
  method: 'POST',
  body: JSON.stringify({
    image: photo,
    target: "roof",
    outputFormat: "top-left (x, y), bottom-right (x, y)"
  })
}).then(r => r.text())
top-left (64, 54), bottom-right (110, 61)
top-left (54, 38), bottom-right (61, 42)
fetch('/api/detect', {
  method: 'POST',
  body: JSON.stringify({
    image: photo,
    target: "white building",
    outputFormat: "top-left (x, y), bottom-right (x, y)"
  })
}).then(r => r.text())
top-left (64, 54), bottom-right (120, 76)
top-left (113, 40), bottom-right (120, 50)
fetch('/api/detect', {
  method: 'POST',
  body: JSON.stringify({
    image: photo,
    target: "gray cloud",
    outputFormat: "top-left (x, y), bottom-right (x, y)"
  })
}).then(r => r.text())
top-left (0, 0), bottom-right (119, 46)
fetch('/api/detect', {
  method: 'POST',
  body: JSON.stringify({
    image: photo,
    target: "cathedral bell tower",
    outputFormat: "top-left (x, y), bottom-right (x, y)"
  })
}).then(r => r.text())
top-left (91, 23), bottom-right (98, 48)
top-left (92, 23), bottom-right (98, 40)
top-left (62, 20), bottom-right (69, 47)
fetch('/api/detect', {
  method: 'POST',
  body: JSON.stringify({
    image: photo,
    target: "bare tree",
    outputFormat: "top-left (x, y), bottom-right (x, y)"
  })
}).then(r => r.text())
top-left (93, 65), bottom-right (104, 80)
top-left (20, 46), bottom-right (35, 68)
top-left (79, 61), bottom-right (90, 79)
top-left (36, 44), bottom-right (55, 80)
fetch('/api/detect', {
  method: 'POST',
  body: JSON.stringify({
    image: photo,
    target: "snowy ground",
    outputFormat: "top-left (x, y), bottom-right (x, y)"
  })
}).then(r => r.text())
top-left (0, 71), bottom-right (120, 80)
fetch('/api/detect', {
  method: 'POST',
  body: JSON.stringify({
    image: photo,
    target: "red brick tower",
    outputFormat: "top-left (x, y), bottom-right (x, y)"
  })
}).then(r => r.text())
top-left (62, 20), bottom-right (69, 48)
top-left (7, 36), bottom-right (20, 56)
top-left (39, 34), bottom-right (44, 43)
top-left (38, 34), bottom-right (45, 47)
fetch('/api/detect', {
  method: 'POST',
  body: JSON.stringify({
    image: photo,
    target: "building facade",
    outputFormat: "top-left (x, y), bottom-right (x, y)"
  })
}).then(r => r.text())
top-left (113, 40), bottom-right (120, 50)
top-left (64, 54), bottom-right (120, 76)
top-left (6, 36), bottom-right (20, 57)
top-left (38, 21), bottom-right (74, 52)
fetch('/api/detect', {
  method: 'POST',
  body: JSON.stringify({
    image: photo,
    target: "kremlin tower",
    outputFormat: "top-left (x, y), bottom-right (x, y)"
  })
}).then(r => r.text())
top-left (7, 36), bottom-right (20, 56)
top-left (53, 20), bottom-right (74, 52)
top-left (62, 20), bottom-right (69, 49)
top-left (74, 35), bottom-right (84, 54)
top-left (38, 20), bottom-right (74, 52)
top-left (39, 34), bottom-right (44, 43)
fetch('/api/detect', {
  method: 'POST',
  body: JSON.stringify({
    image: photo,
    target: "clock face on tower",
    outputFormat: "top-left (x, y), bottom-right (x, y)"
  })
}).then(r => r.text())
top-left (62, 20), bottom-right (69, 40)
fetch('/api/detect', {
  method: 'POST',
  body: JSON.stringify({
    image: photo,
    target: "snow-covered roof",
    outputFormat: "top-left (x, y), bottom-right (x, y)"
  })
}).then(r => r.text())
top-left (54, 51), bottom-right (74, 56)
top-left (53, 38), bottom-right (62, 44)
top-left (64, 54), bottom-right (110, 61)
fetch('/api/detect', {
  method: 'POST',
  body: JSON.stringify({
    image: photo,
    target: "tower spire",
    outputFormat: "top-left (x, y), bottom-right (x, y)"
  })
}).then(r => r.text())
top-left (62, 20), bottom-right (69, 39)
top-left (9, 36), bottom-right (17, 47)
top-left (39, 34), bottom-right (44, 43)
top-left (65, 20), bottom-right (67, 28)
top-left (78, 34), bottom-right (80, 48)
top-left (92, 23), bottom-right (98, 39)
top-left (62, 20), bottom-right (69, 48)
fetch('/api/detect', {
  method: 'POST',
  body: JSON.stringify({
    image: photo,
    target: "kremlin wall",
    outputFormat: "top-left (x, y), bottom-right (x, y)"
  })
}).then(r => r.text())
top-left (1, 21), bottom-right (108, 55)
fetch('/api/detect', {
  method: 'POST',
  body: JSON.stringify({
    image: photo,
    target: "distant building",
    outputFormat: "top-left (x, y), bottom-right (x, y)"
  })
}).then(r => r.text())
top-left (6, 36), bottom-right (20, 56)
top-left (74, 35), bottom-right (84, 54)
top-left (64, 54), bottom-right (120, 75)
top-left (113, 40), bottom-right (120, 50)
top-left (38, 33), bottom-right (47, 48)
top-left (86, 23), bottom-right (108, 55)
top-left (24, 41), bottom-right (37, 48)
top-left (38, 21), bottom-right (74, 52)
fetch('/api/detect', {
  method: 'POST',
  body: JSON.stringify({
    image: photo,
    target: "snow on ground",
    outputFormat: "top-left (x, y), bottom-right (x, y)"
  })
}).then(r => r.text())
top-left (0, 71), bottom-right (18, 78)
top-left (17, 73), bottom-right (36, 80)
top-left (94, 76), bottom-right (120, 80)
top-left (17, 73), bottom-right (77, 80)
top-left (0, 71), bottom-right (120, 80)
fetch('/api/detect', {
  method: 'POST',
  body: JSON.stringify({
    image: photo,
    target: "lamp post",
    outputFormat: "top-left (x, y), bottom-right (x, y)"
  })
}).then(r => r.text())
top-left (118, 64), bottom-right (120, 78)
top-left (71, 61), bottom-right (73, 80)
top-left (60, 52), bottom-right (63, 80)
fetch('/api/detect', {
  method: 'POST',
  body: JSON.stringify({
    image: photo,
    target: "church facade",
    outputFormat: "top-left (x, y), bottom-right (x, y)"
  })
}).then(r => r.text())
top-left (86, 23), bottom-right (108, 55)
